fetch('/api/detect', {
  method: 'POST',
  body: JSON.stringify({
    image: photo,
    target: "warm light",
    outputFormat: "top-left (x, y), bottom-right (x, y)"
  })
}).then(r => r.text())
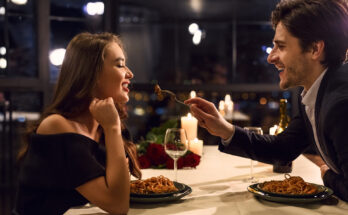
top-left (190, 0), bottom-right (202, 13)
top-left (49, 48), bottom-right (66, 66)
top-left (192, 30), bottom-right (202, 45)
top-left (181, 113), bottom-right (198, 141)
top-left (0, 7), bottom-right (5, 15)
top-left (190, 90), bottom-right (196, 98)
top-left (10, 0), bottom-right (27, 5)
top-left (188, 23), bottom-right (199, 35)
top-left (0, 47), bottom-right (6, 55)
top-left (189, 138), bottom-right (203, 156)
top-left (259, 97), bottom-right (267, 105)
top-left (0, 58), bottom-right (7, 69)
top-left (224, 94), bottom-right (231, 104)
top-left (134, 93), bottom-right (143, 101)
top-left (134, 106), bottom-right (145, 116)
top-left (86, 2), bottom-right (104, 16)
top-left (219, 100), bottom-right (225, 111)
top-left (269, 125), bottom-right (278, 135)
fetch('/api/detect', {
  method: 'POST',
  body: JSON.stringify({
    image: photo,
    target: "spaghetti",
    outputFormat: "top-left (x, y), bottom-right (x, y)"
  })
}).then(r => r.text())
top-left (259, 174), bottom-right (318, 195)
top-left (130, 175), bottom-right (178, 194)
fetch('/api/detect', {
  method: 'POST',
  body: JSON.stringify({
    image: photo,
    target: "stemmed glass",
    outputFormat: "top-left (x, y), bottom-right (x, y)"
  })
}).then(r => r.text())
top-left (243, 127), bottom-right (263, 183)
top-left (164, 128), bottom-right (188, 182)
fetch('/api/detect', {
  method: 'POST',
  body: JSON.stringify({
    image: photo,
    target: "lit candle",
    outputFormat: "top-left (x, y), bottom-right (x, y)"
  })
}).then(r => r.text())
top-left (189, 138), bottom-right (203, 156)
top-left (190, 90), bottom-right (196, 98)
top-left (269, 125), bottom-right (278, 135)
top-left (181, 113), bottom-right (198, 141)
top-left (224, 94), bottom-right (234, 120)
top-left (219, 100), bottom-right (225, 116)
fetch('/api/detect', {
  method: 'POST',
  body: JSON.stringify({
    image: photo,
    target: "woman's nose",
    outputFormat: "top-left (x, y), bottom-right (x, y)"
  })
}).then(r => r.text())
top-left (126, 67), bottom-right (134, 79)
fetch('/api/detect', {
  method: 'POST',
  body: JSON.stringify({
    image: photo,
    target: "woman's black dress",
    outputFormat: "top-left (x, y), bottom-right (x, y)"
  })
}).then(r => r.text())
top-left (13, 133), bottom-right (107, 215)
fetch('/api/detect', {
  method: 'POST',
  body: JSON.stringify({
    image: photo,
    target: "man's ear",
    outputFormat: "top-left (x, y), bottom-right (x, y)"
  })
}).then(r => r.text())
top-left (311, 40), bottom-right (325, 60)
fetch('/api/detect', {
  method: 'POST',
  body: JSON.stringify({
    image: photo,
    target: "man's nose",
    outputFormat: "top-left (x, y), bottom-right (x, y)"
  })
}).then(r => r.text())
top-left (267, 48), bottom-right (277, 64)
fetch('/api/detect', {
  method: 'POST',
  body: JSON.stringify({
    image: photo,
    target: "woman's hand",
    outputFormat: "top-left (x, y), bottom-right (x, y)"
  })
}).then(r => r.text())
top-left (185, 97), bottom-right (234, 140)
top-left (89, 97), bottom-right (120, 130)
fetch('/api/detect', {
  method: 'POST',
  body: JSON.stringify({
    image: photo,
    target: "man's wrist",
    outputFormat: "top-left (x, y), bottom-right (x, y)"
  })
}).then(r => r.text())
top-left (221, 123), bottom-right (235, 140)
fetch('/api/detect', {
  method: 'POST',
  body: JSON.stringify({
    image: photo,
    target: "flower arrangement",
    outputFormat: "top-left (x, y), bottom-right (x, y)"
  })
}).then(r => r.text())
top-left (137, 119), bottom-right (201, 169)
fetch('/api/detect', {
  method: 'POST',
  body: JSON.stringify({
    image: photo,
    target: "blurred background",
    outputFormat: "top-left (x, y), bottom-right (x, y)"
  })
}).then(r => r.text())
top-left (0, 0), bottom-right (300, 214)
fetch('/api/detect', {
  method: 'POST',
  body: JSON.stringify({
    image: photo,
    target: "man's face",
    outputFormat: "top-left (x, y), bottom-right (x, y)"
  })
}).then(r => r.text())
top-left (267, 22), bottom-right (313, 90)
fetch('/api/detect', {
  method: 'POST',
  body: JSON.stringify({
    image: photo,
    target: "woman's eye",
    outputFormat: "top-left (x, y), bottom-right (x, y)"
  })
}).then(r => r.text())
top-left (117, 65), bottom-right (125, 68)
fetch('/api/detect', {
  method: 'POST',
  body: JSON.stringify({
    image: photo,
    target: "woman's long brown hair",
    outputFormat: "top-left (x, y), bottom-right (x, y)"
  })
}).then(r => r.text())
top-left (18, 32), bottom-right (141, 179)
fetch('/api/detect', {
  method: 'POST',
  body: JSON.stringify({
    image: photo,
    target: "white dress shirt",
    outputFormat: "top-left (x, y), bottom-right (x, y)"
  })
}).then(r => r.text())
top-left (301, 68), bottom-right (339, 174)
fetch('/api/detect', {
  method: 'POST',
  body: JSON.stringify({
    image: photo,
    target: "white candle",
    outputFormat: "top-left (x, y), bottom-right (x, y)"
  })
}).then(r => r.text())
top-left (224, 94), bottom-right (234, 120)
top-left (219, 100), bottom-right (225, 116)
top-left (190, 90), bottom-right (196, 98)
top-left (269, 125), bottom-right (278, 135)
top-left (181, 113), bottom-right (198, 141)
top-left (189, 138), bottom-right (203, 156)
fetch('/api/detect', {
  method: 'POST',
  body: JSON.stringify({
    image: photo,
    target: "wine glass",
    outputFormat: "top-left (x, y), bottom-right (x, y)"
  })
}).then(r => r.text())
top-left (164, 128), bottom-right (188, 182)
top-left (243, 127), bottom-right (263, 183)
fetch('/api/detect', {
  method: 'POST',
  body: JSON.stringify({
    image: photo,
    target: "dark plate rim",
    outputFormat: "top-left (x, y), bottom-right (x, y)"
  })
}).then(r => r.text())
top-left (248, 183), bottom-right (333, 203)
top-left (130, 181), bottom-right (186, 198)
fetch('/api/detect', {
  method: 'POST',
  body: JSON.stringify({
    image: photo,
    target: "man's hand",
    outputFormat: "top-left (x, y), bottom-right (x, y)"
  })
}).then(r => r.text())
top-left (185, 97), bottom-right (234, 140)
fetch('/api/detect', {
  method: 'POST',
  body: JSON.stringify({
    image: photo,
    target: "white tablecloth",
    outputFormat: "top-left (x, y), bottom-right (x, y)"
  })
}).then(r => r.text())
top-left (65, 146), bottom-right (348, 215)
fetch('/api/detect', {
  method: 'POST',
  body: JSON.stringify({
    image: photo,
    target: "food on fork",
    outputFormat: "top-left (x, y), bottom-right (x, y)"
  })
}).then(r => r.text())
top-left (130, 175), bottom-right (178, 194)
top-left (259, 174), bottom-right (318, 195)
top-left (154, 84), bottom-right (164, 101)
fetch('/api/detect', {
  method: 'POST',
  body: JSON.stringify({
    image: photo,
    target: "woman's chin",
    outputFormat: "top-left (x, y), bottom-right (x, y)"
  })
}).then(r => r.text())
top-left (115, 96), bottom-right (129, 104)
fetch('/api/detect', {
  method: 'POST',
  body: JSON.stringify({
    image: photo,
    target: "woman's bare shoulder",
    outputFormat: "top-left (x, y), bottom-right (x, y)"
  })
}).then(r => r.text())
top-left (36, 114), bottom-right (76, 135)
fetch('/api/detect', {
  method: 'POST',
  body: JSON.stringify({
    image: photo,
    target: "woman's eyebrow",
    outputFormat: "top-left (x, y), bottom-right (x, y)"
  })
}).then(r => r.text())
top-left (114, 57), bottom-right (125, 62)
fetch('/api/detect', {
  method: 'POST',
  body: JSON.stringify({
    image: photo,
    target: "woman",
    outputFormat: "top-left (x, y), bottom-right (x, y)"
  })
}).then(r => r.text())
top-left (13, 32), bottom-right (141, 214)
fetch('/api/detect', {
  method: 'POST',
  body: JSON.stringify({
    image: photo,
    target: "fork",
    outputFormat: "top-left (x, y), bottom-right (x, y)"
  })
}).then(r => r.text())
top-left (160, 89), bottom-right (190, 108)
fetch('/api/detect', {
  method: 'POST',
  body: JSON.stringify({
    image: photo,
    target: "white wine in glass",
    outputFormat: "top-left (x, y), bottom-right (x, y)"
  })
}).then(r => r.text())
top-left (164, 128), bottom-right (188, 182)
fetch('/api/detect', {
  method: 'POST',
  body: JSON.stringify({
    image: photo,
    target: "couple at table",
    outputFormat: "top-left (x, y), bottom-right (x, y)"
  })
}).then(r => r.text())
top-left (13, 0), bottom-right (348, 214)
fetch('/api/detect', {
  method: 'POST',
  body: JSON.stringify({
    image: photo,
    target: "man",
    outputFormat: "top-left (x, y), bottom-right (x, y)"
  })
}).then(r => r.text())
top-left (185, 0), bottom-right (348, 201)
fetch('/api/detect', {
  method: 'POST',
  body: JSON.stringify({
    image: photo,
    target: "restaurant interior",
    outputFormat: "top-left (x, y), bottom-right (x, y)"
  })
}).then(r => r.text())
top-left (0, 0), bottom-right (320, 214)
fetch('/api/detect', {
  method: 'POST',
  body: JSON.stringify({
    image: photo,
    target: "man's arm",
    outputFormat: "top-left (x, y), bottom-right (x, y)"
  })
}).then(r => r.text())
top-left (219, 112), bottom-right (311, 165)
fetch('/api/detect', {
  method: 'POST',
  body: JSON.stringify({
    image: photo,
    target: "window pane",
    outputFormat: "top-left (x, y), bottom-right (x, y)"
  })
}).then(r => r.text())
top-left (6, 0), bottom-right (34, 14)
top-left (7, 15), bottom-right (37, 78)
top-left (49, 18), bottom-right (104, 82)
top-left (236, 24), bottom-right (277, 83)
top-left (120, 21), bottom-right (232, 85)
top-left (50, 0), bottom-right (86, 18)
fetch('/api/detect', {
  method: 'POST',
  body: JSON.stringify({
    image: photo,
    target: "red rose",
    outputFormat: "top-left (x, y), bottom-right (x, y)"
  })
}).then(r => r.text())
top-left (138, 155), bottom-right (151, 169)
top-left (166, 157), bottom-right (184, 169)
top-left (183, 152), bottom-right (201, 168)
top-left (145, 143), bottom-right (168, 166)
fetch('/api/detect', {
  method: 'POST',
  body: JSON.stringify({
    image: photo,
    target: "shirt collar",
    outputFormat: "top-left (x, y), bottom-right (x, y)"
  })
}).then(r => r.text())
top-left (301, 68), bottom-right (328, 108)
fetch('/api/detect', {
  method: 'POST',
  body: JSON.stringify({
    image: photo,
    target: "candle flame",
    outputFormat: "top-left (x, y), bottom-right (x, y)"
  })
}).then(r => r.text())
top-left (190, 90), bottom-right (196, 98)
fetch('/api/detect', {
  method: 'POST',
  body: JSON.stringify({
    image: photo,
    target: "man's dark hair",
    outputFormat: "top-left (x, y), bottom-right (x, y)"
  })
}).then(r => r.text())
top-left (271, 0), bottom-right (348, 69)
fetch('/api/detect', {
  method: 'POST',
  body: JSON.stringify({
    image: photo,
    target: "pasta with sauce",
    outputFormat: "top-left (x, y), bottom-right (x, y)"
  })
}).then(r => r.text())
top-left (130, 175), bottom-right (178, 194)
top-left (259, 174), bottom-right (318, 195)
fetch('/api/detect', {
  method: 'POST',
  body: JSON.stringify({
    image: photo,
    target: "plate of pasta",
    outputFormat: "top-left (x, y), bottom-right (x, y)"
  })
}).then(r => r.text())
top-left (247, 174), bottom-right (333, 203)
top-left (130, 175), bottom-right (192, 202)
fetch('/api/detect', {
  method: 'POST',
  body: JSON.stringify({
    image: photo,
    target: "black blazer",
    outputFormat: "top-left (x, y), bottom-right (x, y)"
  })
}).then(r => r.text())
top-left (219, 63), bottom-right (348, 201)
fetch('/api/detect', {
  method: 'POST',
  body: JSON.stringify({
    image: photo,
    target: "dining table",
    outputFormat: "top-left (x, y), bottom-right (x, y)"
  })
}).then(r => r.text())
top-left (65, 145), bottom-right (348, 215)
